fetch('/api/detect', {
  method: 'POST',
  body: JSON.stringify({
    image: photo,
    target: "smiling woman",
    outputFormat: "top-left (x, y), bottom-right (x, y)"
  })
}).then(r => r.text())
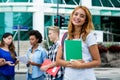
top-left (56, 6), bottom-right (101, 80)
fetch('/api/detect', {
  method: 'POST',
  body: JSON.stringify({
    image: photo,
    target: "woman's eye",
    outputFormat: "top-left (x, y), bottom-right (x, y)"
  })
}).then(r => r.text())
top-left (74, 13), bottom-right (78, 16)
top-left (80, 15), bottom-right (84, 18)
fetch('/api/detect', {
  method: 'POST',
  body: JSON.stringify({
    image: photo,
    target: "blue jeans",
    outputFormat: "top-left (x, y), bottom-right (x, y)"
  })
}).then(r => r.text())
top-left (27, 73), bottom-right (45, 80)
top-left (0, 73), bottom-right (14, 80)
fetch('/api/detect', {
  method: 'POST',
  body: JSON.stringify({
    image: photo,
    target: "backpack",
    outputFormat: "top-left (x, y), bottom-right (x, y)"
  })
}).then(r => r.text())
top-left (61, 32), bottom-right (68, 51)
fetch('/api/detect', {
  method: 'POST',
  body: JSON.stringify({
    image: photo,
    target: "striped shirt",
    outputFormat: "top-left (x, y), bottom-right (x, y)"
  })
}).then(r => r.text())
top-left (46, 40), bottom-right (64, 80)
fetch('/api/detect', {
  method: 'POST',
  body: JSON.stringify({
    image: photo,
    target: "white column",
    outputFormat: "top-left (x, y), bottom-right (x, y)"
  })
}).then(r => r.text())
top-left (81, 0), bottom-right (92, 8)
top-left (5, 12), bottom-right (13, 33)
top-left (33, 0), bottom-right (44, 39)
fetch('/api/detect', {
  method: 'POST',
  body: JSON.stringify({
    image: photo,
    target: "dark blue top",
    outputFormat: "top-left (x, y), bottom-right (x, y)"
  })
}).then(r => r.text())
top-left (0, 48), bottom-right (16, 76)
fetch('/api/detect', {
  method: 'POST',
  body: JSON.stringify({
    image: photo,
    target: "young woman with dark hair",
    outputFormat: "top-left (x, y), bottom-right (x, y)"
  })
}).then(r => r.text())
top-left (0, 32), bottom-right (18, 80)
top-left (25, 30), bottom-right (47, 80)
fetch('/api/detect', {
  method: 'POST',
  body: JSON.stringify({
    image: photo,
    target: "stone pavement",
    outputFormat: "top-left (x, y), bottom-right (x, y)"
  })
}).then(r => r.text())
top-left (15, 64), bottom-right (120, 80)
top-left (95, 68), bottom-right (120, 80)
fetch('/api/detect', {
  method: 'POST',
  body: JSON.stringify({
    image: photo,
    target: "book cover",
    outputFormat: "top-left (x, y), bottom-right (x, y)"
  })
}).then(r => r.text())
top-left (42, 59), bottom-right (60, 76)
top-left (64, 40), bottom-right (82, 61)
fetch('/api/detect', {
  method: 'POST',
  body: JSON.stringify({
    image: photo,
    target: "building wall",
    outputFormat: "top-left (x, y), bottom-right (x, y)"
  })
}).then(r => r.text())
top-left (0, 0), bottom-right (120, 41)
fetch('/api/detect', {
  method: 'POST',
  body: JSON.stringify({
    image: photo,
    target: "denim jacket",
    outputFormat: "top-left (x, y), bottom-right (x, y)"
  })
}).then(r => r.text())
top-left (25, 46), bottom-right (47, 78)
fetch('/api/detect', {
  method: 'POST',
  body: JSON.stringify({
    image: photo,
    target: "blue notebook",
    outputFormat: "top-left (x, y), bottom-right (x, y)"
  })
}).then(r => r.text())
top-left (64, 40), bottom-right (82, 61)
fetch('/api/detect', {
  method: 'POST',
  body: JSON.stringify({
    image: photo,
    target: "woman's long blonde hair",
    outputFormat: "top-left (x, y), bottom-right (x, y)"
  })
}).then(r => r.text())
top-left (68, 6), bottom-right (94, 41)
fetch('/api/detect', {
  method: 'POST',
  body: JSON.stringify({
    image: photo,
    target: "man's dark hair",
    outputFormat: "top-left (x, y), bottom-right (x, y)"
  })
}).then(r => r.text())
top-left (29, 30), bottom-right (42, 43)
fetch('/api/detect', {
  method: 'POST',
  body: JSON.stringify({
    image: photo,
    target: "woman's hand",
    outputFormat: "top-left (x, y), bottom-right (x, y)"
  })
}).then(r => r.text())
top-left (15, 60), bottom-right (19, 66)
top-left (69, 60), bottom-right (85, 68)
top-left (0, 58), bottom-right (5, 63)
top-left (28, 61), bottom-right (34, 65)
top-left (28, 61), bottom-right (41, 66)
top-left (5, 61), bottom-right (15, 66)
top-left (0, 59), bottom-right (15, 66)
top-left (0, 58), bottom-right (6, 66)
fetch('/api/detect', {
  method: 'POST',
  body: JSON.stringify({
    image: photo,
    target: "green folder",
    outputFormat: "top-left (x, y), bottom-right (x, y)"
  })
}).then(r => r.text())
top-left (64, 40), bottom-right (82, 61)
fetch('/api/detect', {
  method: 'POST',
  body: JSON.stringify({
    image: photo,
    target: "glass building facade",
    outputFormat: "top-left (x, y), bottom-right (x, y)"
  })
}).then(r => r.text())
top-left (0, 0), bottom-right (120, 41)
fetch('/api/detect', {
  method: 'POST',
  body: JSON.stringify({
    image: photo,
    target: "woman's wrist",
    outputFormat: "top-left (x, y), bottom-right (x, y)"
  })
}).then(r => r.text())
top-left (65, 61), bottom-right (71, 67)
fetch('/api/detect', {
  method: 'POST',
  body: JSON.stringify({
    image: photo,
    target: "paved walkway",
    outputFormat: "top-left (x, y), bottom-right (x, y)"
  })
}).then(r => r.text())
top-left (15, 66), bottom-right (120, 80)
top-left (95, 68), bottom-right (120, 80)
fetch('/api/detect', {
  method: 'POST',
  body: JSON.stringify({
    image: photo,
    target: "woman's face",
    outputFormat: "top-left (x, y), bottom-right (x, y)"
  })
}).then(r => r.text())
top-left (72, 8), bottom-right (86, 27)
top-left (29, 35), bottom-right (38, 46)
top-left (3, 35), bottom-right (13, 46)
